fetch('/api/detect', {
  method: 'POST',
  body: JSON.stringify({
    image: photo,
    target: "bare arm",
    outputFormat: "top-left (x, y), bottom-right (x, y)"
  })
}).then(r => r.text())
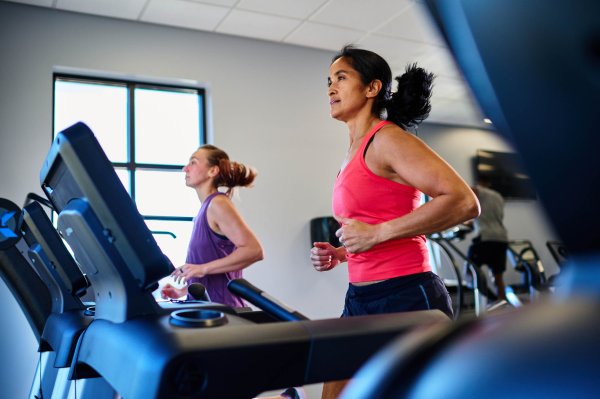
top-left (175, 195), bottom-right (263, 282)
top-left (337, 125), bottom-right (480, 253)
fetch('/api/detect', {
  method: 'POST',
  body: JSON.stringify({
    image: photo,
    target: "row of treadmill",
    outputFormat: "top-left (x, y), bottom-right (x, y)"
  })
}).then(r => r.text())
top-left (1, 122), bottom-right (452, 398)
top-left (1, 120), bottom-right (597, 399)
top-left (3, 1), bottom-right (600, 396)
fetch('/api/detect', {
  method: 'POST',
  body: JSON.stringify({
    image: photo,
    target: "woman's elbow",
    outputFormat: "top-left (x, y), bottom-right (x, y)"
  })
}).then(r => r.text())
top-left (464, 193), bottom-right (481, 220)
top-left (256, 248), bottom-right (265, 263)
top-left (239, 243), bottom-right (264, 266)
top-left (252, 244), bottom-right (264, 263)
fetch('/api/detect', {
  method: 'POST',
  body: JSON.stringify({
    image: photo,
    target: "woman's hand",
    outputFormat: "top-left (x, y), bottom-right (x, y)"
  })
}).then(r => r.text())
top-left (336, 217), bottom-right (381, 253)
top-left (160, 283), bottom-right (187, 300)
top-left (311, 242), bottom-right (346, 272)
top-left (171, 263), bottom-right (206, 285)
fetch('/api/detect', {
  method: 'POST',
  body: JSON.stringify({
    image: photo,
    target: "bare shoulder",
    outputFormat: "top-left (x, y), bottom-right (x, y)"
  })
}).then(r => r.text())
top-left (206, 194), bottom-right (244, 234)
top-left (208, 194), bottom-right (236, 215)
top-left (371, 123), bottom-right (428, 157)
top-left (210, 193), bottom-right (231, 205)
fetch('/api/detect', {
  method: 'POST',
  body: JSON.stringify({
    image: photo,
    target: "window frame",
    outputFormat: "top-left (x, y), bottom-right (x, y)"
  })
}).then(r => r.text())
top-left (52, 72), bottom-right (208, 224)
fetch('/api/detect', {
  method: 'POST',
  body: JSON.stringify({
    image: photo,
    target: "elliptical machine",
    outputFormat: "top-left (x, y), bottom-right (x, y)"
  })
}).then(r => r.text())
top-left (428, 223), bottom-right (503, 318)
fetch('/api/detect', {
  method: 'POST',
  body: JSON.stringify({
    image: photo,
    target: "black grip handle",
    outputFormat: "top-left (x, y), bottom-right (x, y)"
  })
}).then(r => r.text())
top-left (188, 282), bottom-right (210, 301)
top-left (227, 278), bottom-right (309, 322)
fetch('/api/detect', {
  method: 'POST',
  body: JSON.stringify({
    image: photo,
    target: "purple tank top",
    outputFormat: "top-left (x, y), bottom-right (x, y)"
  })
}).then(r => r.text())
top-left (186, 192), bottom-right (245, 307)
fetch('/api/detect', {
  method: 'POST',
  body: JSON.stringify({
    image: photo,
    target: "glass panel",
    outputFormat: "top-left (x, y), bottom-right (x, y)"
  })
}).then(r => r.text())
top-left (114, 168), bottom-right (130, 195)
top-left (54, 80), bottom-right (128, 163)
top-left (135, 170), bottom-right (198, 217)
top-left (134, 88), bottom-right (201, 165)
top-left (145, 219), bottom-right (193, 301)
top-left (145, 219), bottom-right (193, 267)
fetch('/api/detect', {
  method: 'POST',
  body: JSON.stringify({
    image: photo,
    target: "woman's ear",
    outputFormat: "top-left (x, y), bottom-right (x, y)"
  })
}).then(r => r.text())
top-left (208, 165), bottom-right (220, 178)
top-left (366, 79), bottom-right (383, 98)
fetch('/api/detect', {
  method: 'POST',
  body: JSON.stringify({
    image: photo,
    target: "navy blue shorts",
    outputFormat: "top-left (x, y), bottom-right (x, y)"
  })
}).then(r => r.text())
top-left (468, 239), bottom-right (508, 275)
top-left (342, 272), bottom-right (453, 319)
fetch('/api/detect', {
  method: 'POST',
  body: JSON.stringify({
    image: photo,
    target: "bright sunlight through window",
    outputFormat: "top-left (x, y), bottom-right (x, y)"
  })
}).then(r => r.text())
top-left (53, 74), bottom-right (206, 266)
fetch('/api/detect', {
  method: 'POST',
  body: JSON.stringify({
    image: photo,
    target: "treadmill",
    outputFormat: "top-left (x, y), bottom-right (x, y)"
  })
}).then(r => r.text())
top-left (38, 121), bottom-right (450, 398)
top-left (0, 197), bottom-right (114, 399)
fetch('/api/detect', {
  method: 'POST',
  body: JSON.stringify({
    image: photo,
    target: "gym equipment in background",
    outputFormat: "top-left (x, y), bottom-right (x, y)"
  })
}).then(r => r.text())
top-left (546, 240), bottom-right (569, 285)
top-left (428, 224), bottom-right (499, 318)
top-left (505, 240), bottom-right (551, 305)
top-left (546, 240), bottom-right (569, 267)
top-left (310, 216), bottom-right (341, 247)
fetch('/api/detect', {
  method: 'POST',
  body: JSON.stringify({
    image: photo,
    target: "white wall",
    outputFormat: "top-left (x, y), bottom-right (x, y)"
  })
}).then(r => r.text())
top-left (0, 3), bottom-right (559, 398)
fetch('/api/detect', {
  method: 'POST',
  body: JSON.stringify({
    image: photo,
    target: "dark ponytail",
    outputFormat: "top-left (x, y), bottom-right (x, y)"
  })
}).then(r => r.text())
top-left (332, 45), bottom-right (434, 130)
top-left (387, 63), bottom-right (434, 130)
top-left (200, 144), bottom-right (257, 198)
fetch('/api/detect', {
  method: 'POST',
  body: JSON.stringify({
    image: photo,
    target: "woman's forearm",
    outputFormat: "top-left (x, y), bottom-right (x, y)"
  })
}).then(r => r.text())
top-left (379, 192), bottom-right (479, 243)
top-left (200, 243), bottom-right (264, 275)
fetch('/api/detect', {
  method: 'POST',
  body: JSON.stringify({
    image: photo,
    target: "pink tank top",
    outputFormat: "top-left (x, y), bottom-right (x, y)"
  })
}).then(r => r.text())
top-left (332, 120), bottom-right (431, 283)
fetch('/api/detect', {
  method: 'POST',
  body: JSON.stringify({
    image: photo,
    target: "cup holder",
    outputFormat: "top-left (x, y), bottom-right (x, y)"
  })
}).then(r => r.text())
top-left (169, 309), bottom-right (228, 328)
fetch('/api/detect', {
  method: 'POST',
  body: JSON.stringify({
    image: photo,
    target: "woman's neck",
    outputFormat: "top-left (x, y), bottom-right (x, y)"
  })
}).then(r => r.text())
top-left (346, 116), bottom-right (382, 146)
top-left (196, 184), bottom-right (218, 202)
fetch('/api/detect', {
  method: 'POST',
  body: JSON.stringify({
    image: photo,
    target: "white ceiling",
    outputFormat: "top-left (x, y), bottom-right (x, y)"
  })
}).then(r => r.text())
top-left (4, 0), bottom-right (490, 128)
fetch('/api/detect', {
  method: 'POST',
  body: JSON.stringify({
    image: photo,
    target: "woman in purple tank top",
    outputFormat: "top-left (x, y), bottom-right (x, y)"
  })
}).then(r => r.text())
top-left (160, 146), bottom-right (307, 399)
top-left (160, 144), bottom-right (263, 308)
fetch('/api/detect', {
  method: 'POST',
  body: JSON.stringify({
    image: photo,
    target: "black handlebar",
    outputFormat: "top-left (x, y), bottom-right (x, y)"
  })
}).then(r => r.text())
top-left (227, 278), bottom-right (309, 322)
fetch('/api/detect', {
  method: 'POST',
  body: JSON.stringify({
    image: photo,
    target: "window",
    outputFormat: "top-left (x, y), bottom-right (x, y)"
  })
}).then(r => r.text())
top-left (53, 74), bottom-right (207, 266)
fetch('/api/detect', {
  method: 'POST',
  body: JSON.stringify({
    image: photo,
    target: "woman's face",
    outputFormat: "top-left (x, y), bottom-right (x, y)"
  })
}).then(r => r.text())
top-left (328, 57), bottom-right (370, 122)
top-left (183, 149), bottom-right (215, 188)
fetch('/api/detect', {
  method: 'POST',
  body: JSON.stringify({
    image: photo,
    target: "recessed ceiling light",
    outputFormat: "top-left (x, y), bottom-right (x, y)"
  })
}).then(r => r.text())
top-left (483, 118), bottom-right (493, 124)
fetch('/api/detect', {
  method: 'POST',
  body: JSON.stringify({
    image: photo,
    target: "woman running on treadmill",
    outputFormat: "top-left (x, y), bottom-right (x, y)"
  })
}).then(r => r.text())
top-left (310, 45), bottom-right (480, 399)
top-left (161, 144), bottom-right (263, 307)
